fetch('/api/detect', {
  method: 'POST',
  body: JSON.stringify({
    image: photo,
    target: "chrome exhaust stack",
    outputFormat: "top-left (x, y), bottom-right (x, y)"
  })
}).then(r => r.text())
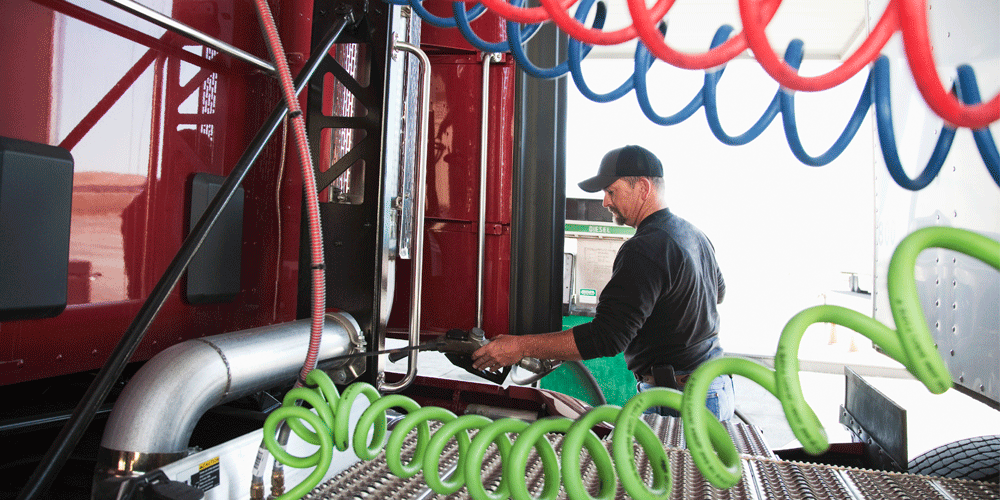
top-left (93, 313), bottom-right (363, 497)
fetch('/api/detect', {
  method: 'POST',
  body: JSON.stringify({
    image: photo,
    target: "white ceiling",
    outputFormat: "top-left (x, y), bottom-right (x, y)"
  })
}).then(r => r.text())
top-left (576, 0), bottom-right (869, 60)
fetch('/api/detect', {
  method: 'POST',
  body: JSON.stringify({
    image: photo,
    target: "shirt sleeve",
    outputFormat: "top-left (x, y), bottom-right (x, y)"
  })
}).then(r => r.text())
top-left (572, 246), bottom-right (665, 360)
top-left (717, 266), bottom-right (726, 304)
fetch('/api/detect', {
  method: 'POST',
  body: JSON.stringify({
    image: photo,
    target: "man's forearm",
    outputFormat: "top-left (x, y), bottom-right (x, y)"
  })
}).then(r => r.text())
top-left (520, 328), bottom-right (583, 361)
top-left (471, 328), bottom-right (583, 371)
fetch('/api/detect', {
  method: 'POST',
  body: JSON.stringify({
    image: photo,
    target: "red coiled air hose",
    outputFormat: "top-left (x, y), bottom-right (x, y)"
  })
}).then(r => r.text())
top-left (253, 0), bottom-right (326, 383)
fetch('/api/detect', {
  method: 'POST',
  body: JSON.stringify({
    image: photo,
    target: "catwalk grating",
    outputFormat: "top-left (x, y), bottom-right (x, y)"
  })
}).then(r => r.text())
top-left (303, 414), bottom-right (999, 500)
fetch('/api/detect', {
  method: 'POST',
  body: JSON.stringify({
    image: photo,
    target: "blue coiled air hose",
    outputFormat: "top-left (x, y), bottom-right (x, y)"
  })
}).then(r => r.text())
top-left (780, 39), bottom-right (874, 167)
top-left (397, 0), bottom-right (488, 29)
top-left (452, 0), bottom-right (540, 54)
top-left (955, 65), bottom-right (1000, 186)
top-left (565, 8), bottom-right (645, 103)
top-left (702, 25), bottom-right (781, 146)
top-left (632, 39), bottom-right (704, 125)
top-left (394, 0), bottom-right (1000, 190)
top-left (506, 0), bottom-right (606, 79)
top-left (873, 55), bottom-right (957, 190)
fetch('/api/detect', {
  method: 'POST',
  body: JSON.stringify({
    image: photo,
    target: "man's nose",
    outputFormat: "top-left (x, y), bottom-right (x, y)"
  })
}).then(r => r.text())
top-left (602, 193), bottom-right (611, 207)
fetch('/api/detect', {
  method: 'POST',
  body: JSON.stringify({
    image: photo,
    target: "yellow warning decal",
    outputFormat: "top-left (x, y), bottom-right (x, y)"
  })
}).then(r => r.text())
top-left (193, 456), bottom-right (221, 491)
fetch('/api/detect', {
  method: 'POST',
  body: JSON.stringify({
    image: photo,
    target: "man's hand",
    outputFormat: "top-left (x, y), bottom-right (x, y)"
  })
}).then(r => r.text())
top-left (471, 329), bottom-right (583, 372)
top-left (472, 335), bottom-right (525, 372)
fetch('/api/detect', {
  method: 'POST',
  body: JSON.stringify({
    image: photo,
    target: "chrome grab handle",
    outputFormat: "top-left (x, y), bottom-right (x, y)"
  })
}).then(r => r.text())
top-left (381, 39), bottom-right (430, 393)
top-left (477, 53), bottom-right (501, 328)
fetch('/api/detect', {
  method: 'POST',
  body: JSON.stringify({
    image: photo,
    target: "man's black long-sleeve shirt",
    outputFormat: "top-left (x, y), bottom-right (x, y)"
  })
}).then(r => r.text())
top-left (572, 208), bottom-right (725, 377)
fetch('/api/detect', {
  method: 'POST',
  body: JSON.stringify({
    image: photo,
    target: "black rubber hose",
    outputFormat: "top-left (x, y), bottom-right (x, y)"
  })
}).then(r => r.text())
top-left (17, 15), bottom-right (354, 500)
top-left (565, 360), bottom-right (608, 406)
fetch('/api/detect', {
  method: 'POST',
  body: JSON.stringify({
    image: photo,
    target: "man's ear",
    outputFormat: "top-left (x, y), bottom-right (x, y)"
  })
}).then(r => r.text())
top-left (640, 177), bottom-right (653, 200)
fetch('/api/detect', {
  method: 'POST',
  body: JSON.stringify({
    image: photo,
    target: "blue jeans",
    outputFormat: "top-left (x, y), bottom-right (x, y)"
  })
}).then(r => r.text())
top-left (637, 374), bottom-right (735, 421)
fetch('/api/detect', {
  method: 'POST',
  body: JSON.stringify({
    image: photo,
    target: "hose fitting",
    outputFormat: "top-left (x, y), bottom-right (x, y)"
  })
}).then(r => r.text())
top-left (269, 463), bottom-right (285, 498)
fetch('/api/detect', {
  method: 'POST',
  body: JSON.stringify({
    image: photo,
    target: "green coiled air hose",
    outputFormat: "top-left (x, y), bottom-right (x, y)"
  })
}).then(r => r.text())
top-left (264, 226), bottom-right (999, 499)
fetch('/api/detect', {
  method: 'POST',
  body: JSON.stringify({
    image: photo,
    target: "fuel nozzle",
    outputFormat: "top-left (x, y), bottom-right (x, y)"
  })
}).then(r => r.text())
top-left (510, 356), bottom-right (561, 385)
top-left (387, 327), bottom-right (559, 385)
top-left (438, 327), bottom-right (510, 384)
top-left (467, 326), bottom-right (487, 344)
top-left (441, 328), bottom-right (560, 385)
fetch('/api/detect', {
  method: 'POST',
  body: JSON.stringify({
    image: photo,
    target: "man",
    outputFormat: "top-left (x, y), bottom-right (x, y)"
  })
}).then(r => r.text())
top-left (472, 145), bottom-right (734, 421)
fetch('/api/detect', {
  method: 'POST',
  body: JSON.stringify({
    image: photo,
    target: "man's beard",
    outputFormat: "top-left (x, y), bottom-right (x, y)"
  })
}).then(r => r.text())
top-left (609, 207), bottom-right (626, 225)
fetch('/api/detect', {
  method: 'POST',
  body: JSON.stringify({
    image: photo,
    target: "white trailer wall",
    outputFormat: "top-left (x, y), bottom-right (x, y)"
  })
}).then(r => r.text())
top-left (870, 0), bottom-right (999, 406)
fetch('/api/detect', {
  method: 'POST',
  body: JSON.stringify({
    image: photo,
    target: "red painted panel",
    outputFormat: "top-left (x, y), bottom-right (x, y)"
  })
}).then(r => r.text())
top-left (388, 47), bottom-right (516, 342)
top-left (425, 55), bottom-right (514, 225)
top-left (0, 0), bottom-right (312, 386)
top-left (0, 0), bottom-right (53, 143)
top-left (419, 0), bottom-right (508, 53)
top-left (388, 221), bottom-right (511, 339)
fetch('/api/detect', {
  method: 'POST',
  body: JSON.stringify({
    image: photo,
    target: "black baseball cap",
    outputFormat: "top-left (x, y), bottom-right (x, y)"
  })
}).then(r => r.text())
top-left (578, 145), bottom-right (663, 193)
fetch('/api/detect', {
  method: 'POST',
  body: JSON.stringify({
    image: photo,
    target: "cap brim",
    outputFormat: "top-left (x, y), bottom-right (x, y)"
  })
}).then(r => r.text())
top-left (578, 175), bottom-right (617, 193)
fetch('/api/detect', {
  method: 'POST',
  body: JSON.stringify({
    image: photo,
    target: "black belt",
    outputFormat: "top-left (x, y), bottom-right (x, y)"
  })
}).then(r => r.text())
top-left (639, 371), bottom-right (690, 388)
top-left (640, 337), bottom-right (722, 389)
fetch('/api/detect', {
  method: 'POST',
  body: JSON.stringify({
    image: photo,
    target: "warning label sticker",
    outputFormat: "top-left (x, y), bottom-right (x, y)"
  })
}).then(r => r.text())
top-left (190, 457), bottom-right (220, 492)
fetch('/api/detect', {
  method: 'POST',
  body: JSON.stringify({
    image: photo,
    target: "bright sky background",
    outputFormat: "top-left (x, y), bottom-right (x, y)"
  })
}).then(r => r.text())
top-left (563, 54), bottom-right (999, 451)
top-left (565, 57), bottom-right (877, 358)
